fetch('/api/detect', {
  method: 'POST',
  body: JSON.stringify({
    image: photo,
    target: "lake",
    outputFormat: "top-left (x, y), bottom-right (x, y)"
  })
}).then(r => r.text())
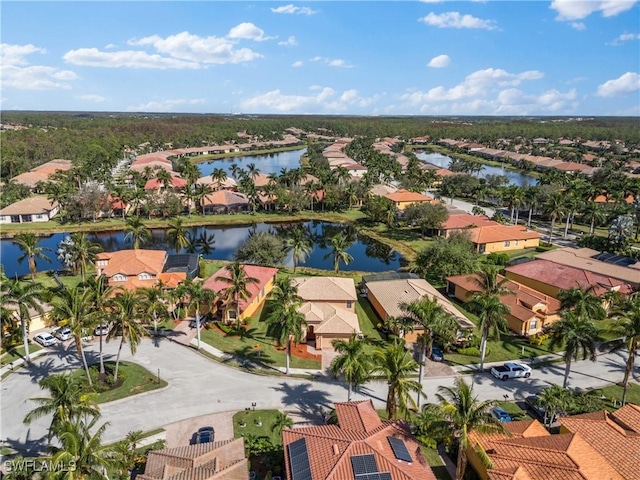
top-left (0, 221), bottom-right (405, 278)
top-left (197, 148), bottom-right (307, 178)
top-left (417, 152), bottom-right (537, 187)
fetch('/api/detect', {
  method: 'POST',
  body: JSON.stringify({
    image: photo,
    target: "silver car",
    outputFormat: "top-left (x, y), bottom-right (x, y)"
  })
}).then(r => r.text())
top-left (53, 327), bottom-right (72, 341)
top-left (34, 332), bottom-right (58, 347)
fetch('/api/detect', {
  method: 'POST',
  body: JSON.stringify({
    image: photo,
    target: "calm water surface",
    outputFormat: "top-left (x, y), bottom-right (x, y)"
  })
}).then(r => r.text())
top-left (197, 148), bottom-right (307, 178)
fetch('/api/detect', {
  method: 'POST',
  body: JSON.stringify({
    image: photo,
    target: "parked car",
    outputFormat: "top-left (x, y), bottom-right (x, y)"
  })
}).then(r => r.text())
top-left (525, 395), bottom-right (558, 424)
top-left (490, 362), bottom-right (532, 381)
top-left (34, 332), bottom-right (58, 347)
top-left (94, 324), bottom-right (109, 336)
top-left (431, 345), bottom-right (444, 362)
top-left (490, 407), bottom-right (513, 423)
top-left (196, 426), bottom-right (215, 444)
top-left (52, 327), bottom-right (72, 341)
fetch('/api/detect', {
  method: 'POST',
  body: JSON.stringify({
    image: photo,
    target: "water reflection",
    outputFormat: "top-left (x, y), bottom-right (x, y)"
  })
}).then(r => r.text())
top-left (197, 148), bottom-right (307, 177)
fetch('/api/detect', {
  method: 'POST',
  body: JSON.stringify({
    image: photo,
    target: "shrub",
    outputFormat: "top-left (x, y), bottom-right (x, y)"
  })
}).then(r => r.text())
top-left (535, 244), bottom-right (554, 252)
top-left (486, 252), bottom-right (509, 266)
top-left (456, 346), bottom-right (490, 357)
top-left (528, 332), bottom-right (549, 346)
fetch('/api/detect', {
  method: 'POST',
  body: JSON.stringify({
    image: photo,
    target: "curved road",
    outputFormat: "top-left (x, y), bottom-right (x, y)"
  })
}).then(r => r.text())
top-left (1, 338), bottom-right (633, 455)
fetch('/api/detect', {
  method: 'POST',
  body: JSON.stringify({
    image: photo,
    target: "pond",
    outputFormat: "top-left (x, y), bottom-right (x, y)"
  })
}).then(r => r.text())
top-left (0, 221), bottom-right (405, 278)
top-left (197, 148), bottom-right (307, 178)
top-left (417, 152), bottom-right (537, 187)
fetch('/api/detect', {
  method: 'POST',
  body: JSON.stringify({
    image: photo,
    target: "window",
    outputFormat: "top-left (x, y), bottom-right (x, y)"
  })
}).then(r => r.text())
top-left (10, 215), bottom-right (20, 223)
top-left (515, 240), bottom-right (519, 246)
top-left (346, 301), bottom-right (353, 309)
top-left (530, 319), bottom-right (538, 331)
top-left (504, 241), bottom-right (511, 247)
top-left (112, 274), bottom-right (126, 282)
top-left (138, 272), bottom-right (152, 280)
top-left (22, 215), bottom-right (32, 222)
top-left (228, 310), bottom-right (237, 320)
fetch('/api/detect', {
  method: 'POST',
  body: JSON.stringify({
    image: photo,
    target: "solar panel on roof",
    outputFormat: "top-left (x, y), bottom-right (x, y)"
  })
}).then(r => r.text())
top-left (351, 454), bottom-right (378, 475)
top-left (592, 252), bottom-right (637, 267)
top-left (288, 438), bottom-right (312, 480)
top-left (355, 473), bottom-right (393, 480)
top-left (387, 436), bottom-right (412, 463)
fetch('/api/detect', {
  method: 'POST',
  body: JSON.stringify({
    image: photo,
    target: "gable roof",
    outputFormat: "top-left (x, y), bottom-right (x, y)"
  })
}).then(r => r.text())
top-left (384, 189), bottom-right (434, 203)
top-left (202, 264), bottom-right (277, 312)
top-left (0, 196), bottom-right (58, 216)
top-left (293, 276), bottom-right (357, 302)
top-left (282, 400), bottom-right (436, 480)
top-left (467, 225), bottom-right (541, 244)
top-left (97, 249), bottom-right (167, 277)
top-left (298, 302), bottom-right (360, 334)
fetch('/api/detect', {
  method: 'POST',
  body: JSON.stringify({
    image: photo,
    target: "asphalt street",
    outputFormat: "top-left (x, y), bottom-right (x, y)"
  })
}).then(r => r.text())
top-left (1, 338), bottom-right (634, 455)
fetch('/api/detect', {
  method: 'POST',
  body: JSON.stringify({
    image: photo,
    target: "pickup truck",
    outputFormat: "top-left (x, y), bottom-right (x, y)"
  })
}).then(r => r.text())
top-left (490, 362), bottom-right (532, 380)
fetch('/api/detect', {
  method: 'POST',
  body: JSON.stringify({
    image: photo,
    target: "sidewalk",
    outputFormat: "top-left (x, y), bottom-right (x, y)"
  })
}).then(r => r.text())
top-left (0, 348), bottom-right (49, 379)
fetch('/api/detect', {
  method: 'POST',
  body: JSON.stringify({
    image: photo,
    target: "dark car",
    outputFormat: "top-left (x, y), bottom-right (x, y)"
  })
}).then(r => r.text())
top-left (490, 407), bottom-right (513, 423)
top-left (196, 426), bottom-right (215, 444)
top-left (431, 345), bottom-right (444, 362)
top-left (525, 395), bottom-right (558, 424)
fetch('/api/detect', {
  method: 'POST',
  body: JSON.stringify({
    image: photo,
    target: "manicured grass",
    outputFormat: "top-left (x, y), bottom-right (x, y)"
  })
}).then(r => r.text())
top-left (200, 302), bottom-right (321, 370)
top-left (591, 383), bottom-right (640, 410)
top-left (71, 361), bottom-right (167, 403)
top-left (421, 446), bottom-right (452, 480)
top-left (356, 298), bottom-right (382, 341)
top-left (1, 343), bottom-right (43, 366)
top-left (33, 270), bottom-right (85, 289)
top-left (199, 259), bottom-right (232, 279)
top-left (233, 409), bottom-right (284, 446)
top-left (495, 401), bottom-right (532, 421)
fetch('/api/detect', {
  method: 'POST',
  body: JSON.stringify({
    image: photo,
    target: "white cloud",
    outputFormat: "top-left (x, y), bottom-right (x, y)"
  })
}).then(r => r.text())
top-left (240, 86), bottom-right (379, 113)
top-left (419, 11), bottom-right (497, 30)
top-left (427, 54), bottom-right (450, 68)
top-left (227, 22), bottom-right (273, 42)
top-left (610, 32), bottom-right (640, 44)
top-left (309, 56), bottom-right (353, 68)
top-left (571, 22), bottom-right (587, 30)
top-left (550, 0), bottom-right (637, 21)
top-left (105, 43), bottom-right (117, 49)
top-left (1, 43), bottom-right (77, 90)
top-left (292, 60), bottom-right (303, 67)
top-left (78, 94), bottom-right (106, 102)
top-left (278, 36), bottom-right (298, 46)
top-left (64, 48), bottom-right (201, 69)
top-left (271, 4), bottom-right (318, 15)
top-left (596, 72), bottom-right (640, 96)
top-left (127, 98), bottom-right (206, 112)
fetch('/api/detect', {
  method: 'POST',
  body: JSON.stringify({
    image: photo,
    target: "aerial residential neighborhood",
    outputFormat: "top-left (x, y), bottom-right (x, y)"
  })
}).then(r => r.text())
top-left (1, 1), bottom-right (640, 479)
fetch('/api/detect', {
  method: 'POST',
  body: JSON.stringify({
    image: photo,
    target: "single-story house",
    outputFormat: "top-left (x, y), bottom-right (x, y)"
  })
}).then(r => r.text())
top-left (292, 276), bottom-right (360, 350)
top-left (466, 224), bottom-right (541, 254)
top-left (201, 190), bottom-right (249, 214)
top-left (446, 273), bottom-right (561, 336)
top-left (203, 264), bottom-right (277, 323)
top-left (196, 175), bottom-right (238, 191)
top-left (432, 213), bottom-right (497, 237)
top-left (10, 159), bottom-right (73, 189)
top-left (383, 189), bottom-right (435, 210)
top-left (144, 175), bottom-right (187, 192)
top-left (505, 259), bottom-right (634, 298)
top-left (0, 196), bottom-right (60, 224)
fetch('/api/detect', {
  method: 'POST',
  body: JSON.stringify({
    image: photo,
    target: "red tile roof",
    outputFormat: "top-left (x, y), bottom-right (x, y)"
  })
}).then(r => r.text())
top-left (202, 264), bottom-right (277, 312)
top-left (441, 213), bottom-right (497, 230)
top-left (98, 249), bottom-right (167, 277)
top-left (144, 175), bottom-right (187, 190)
top-left (384, 189), bottom-right (434, 203)
top-left (202, 190), bottom-right (248, 207)
top-left (467, 225), bottom-right (541, 244)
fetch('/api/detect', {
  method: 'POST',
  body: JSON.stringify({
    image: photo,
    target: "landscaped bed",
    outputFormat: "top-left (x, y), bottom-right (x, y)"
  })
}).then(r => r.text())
top-left (233, 409), bottom-right (285, 480)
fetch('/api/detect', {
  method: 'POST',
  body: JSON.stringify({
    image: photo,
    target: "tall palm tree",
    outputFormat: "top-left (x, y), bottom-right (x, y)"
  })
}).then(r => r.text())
top-left (215, 261), bottom-right (259, 328)
top-left (543, 192), bottom-right (566, 245)
top-left (139, 285), bottom-right (169, 337)
top-left (69, 232), bottom-right (102, 282)
top-left (107, 290), bottom-right (147, 382)
top-left (124, 216), bottom-right (151, 249)
top-left (51, 286), bottom-right (96, 386)
top-left (183, 279), bottom-right (217, 350)
top-left (548, 310), bottom-right (598, 388)
top-left (372, 339), bottom-right (422, 419)
top-left (84, 274), bottom-right (115, 375)
top-left (610, 295), bottom-right (640, 405)
top-left (246, 162), bottom-right (261, 178)
top-left (323, 233), bottom-right (354, 274)
top-left (537, 385), bottom-right (573, 427)
top-left (523, 185), bottom-right (540, 227)
top-left (581, 202), bottom-right (607, 235)
top-left (211, 167), bottom-right (228, 188)
top-left (558, 286), bottom-right (606, 321)
top-left (271, 411), bottom-right (294, 436)
top-left (266, 301), bottom-right (306, 375)
top-left (436, 378), bottom-right (503, 480)
top-left (472, 265), bottom-right (512, 297)
top-left (14, 232), bottom-right (51, 280)
top-left (270, 276), bottom-right (301, 307)
top-left (167, 217), bottom-right (190, 252)
top-left (398, 296), bottom-right (457, 407)
top-left (23, 373), bottom-right (100, 443)
top-left (285, 225), bottom-right (313, 272)
top-left (469, 293), bottom-right (509, 372)
top-left (1, 278), bottom-right (46, 362)
top-left (329, 334), bottom-right (372, 401)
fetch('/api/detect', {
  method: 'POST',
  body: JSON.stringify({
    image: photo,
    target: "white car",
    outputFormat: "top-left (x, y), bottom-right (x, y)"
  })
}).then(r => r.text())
top-left (34, 332), bottom-right (58, 347)
top-left (490, 361), bottom-right (532, 381)
top-left (53, 327), bottom-right (72, 341)
top-left (94, 324), bottom-right (109, 336)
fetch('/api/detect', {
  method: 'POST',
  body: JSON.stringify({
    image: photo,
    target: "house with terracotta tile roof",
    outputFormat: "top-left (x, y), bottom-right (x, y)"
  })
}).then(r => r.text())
top-left (466, 225), bottom-right (541, 254)
top-left (202, 264), bottom-right (278, 323)
top-left (433, 213), bottom-right (498, 237)
top-left (505, 259), bottom-right (634, 299)
top-left (282, 400), bottom-right (436, 480)
top-left (0, 196), bottom-right (60, 224)
top-left (10, 159), bottom-right (72, 189)
top-left (291, 277), bottom-right (360, 350)
top-left (467, 418), bottom-right (625, 480)
top-left (559, 404), bottom-right (640, 480)
top-left (446, 273), bottom-right (561, 336)
top-left (383, 189), bottom-right (435, 210)
top-left (137, 438), bottom-right (248, 480)
top-left (201, 190), bottom-right (249, 214)
top-left (144, 175), bottom-right (188, 192)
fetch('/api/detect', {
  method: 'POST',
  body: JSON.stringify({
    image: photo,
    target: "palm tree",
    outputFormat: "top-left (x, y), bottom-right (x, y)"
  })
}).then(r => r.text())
top-left (69, 232), bottom-right (102, 282)
top-left (323, 233), bottom-right (354, 274)
top-left (581, 202), bottom-right (607, 235)
top-left (372, 339), bottom-right (422, 419)
top-left (84, 274), bottom-right (115, 375)
top-left (271, 411), bottom-right (294, 436)
top-left (51, 286), bottom-right (96, 386)
top-left (548, 310), bottom-right (598, 388)
top-left (246, 162), bottom-right (261, 178)
top-left (23, 373), bottom-right (100, 442)
top-left (215, 261), bottom-right (259, 328)
top-left (285, 225), bottom-right (313, 272)
top-left (139, 285), bottom-right (169, 337)
top-left (523, 185), bottom-right (540, 227)
top-left (398, 296), bottom-right (457, 407)
top-left (211, 167), bottom-right (228, 188)
top-left (329, 334), bottom-right (372, 401)
top-left (543, 192), bottom-right (566, 244)
top-left (183, 278), bottom-right (217, 350)
top-left (537, 385), bottom-right (573, 427)
top-left (124, 216), bottom-right (151, 249)
top-left (469, 293), bottom-right (509, 372)
top-left (270, 276), bottom-right (301, 307)
top-left (107, 290), bottom-right (147, 382)
top-left (558, 286), bottom-right (606, 321)
top-left (167, 217), bottom-right (190, 252)
top-left (14, 232), bottom-right (51, 280)
top-left (610, 295), bottom-right (640, 405)
top-left (472, 265), bottom-right (512, 297)
top-left (266, 301), bottom-right (306, 375)
top-left (436, 378), bottom-right (503, 480)
top-left (1, 278), bottom-right (46, 362)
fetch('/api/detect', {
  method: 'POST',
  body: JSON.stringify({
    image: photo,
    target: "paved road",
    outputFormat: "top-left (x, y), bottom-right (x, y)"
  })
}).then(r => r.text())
top-left (1, 338), bottom-right (634, 455)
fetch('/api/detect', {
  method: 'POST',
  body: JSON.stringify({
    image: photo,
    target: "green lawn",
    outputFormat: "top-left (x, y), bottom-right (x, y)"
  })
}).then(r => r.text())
top-left (356, 298), bottom-right (382, 341)
top-left (591, 383), bottom-right (640, 410)
top-left (495, 401), bottom-right (532, 421)
top-left (421, 446), bottom-right (451, 480)
top-left (71, 361), bottom-right (168, 403)
top-left (233, 409), bottom-right (284, 446)
top-left (1, 343), bottom-right (43, 366)
top-left (200, 302), bottom-right (321, 370)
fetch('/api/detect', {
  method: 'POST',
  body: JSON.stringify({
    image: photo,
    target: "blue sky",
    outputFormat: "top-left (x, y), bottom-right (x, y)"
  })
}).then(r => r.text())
top-left (1, 1), bottom-right (639, 116)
